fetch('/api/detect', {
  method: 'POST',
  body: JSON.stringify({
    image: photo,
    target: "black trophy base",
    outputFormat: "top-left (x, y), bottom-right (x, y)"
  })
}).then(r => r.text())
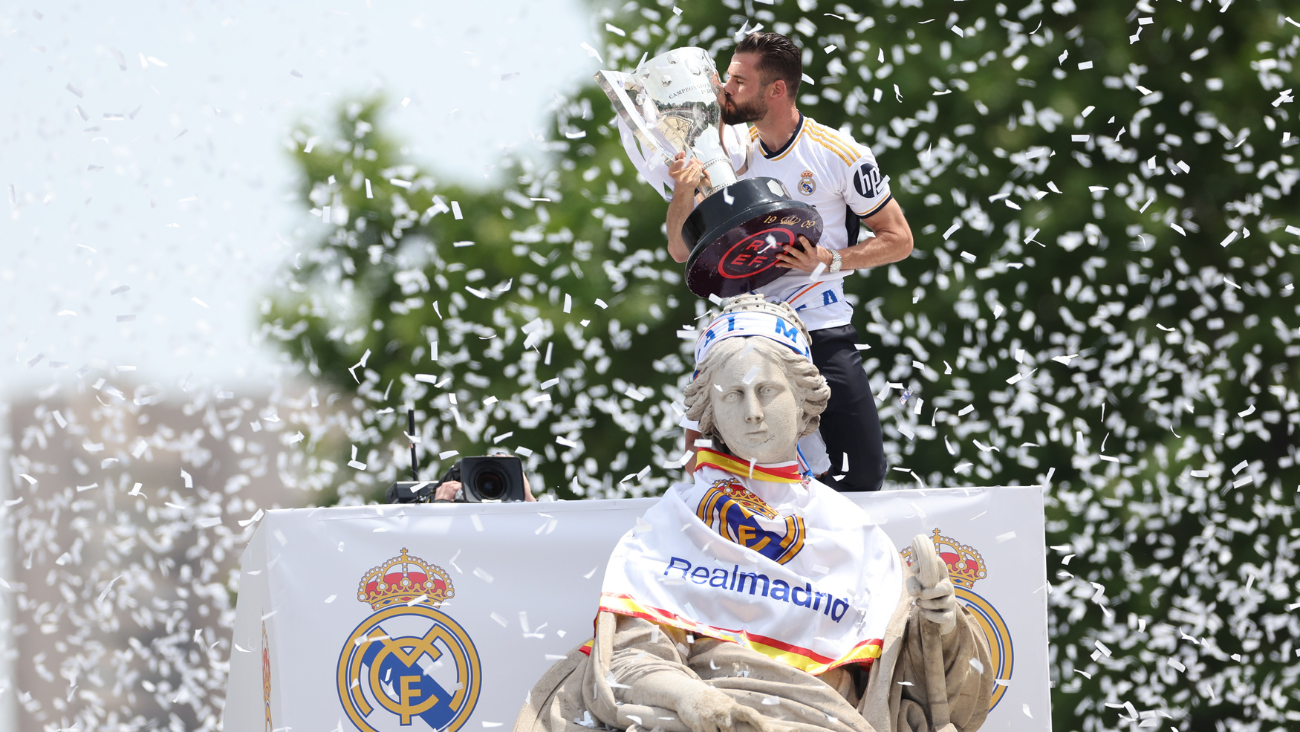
top-left (683, 177), bottom-right (824, 299)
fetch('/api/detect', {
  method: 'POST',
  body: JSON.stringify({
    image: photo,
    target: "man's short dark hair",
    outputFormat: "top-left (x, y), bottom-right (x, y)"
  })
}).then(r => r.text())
top-left (734, 32), bottom-right (802, 98)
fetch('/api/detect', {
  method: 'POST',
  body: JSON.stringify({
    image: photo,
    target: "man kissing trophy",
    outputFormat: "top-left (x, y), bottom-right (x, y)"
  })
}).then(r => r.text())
top-left (599, 36), bottom-right (915, 495)
top-left (595, 47), bottom-right (824, 299)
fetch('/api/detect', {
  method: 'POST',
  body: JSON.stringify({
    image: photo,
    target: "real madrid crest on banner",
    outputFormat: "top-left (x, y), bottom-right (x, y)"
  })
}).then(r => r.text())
top-left (262, 621), bottom-right (273, 732)
top-left (336, 549), bottom-right (482, 731)
top-left (902, 529), bottom-right (1014, 709)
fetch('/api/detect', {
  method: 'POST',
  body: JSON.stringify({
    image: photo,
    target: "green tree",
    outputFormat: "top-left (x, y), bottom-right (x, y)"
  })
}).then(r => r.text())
top-left (264, 1), bottom-right (1300, 729)
top-left (263, 94), bottom-right (704, 502)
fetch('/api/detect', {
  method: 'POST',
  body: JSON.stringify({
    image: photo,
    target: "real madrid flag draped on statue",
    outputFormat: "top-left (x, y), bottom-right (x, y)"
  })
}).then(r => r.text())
top-left (518, 297), bottom-right (998, 731)
top-left (599, 448), bottom-right (902, 675)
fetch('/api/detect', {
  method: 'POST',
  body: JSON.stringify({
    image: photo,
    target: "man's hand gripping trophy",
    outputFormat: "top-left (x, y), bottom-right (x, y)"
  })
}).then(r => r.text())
top-left (669, 151), bottom-right (708, 194)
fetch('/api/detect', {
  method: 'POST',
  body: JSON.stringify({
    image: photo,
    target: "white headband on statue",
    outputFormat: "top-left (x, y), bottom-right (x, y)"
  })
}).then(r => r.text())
top-left (693, 310), bottom-right (813, 368)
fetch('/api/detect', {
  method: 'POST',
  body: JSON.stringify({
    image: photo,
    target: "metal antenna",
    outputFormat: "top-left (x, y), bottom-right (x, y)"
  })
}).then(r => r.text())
top-left (407, 408), bottom-right (419, 481)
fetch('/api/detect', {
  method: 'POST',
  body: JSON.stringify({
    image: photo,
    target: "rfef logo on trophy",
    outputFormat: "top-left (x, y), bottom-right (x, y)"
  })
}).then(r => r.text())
top-left (336, 549), bottom-right (482, 731)
top-left (902, 529), bottom-right (1014, 709)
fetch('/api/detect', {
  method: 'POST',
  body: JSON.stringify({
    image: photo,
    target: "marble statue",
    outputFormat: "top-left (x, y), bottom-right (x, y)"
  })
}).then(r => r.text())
top-left (514, 295), bottom-right (992, 732)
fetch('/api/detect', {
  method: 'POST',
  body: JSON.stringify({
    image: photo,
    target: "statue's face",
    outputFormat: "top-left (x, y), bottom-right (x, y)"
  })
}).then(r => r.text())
top-left (709, 346), bottom-right (801, 465)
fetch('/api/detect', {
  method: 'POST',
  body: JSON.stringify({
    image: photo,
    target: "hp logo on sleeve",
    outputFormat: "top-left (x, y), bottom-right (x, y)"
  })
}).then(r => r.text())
top-left (852, 162), bottom-right (883, 198)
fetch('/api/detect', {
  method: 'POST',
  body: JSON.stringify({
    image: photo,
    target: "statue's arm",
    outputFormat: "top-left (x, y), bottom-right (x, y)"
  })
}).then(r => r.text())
top-left (607, 613), bottom-right (696, 689)
top-left (885, 536), bottom-right (995, 731)
top-left (911, 602), bottom-right (995, 732)
top-left (606, 614), bottom-right (772, 732)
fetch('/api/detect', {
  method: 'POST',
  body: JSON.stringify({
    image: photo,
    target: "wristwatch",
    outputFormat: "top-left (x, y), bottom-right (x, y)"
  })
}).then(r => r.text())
top-left (828, 249), bottom-right (843, 273)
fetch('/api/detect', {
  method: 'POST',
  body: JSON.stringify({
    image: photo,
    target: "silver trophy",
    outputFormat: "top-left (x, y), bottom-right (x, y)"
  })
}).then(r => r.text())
top-left (596, 48), bottom-right (823, 299)
top-left (595, 48), bottom-right (737, 195)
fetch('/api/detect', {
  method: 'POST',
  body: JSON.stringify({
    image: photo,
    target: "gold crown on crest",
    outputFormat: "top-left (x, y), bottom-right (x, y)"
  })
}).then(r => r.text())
top-left (357, 548), bottom-right (455, 610)
top-left (901, 528), bottom-right (987, 589)
top-left (715, 479), bottom-right (778, 519)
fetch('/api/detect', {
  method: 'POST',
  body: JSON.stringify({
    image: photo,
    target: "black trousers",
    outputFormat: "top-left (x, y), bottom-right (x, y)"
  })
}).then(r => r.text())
top-left (809, 325), bottom-right (886, 492)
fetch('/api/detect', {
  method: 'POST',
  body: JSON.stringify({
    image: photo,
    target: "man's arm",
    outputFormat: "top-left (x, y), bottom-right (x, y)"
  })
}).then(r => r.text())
top-left (775, 198), bottom-right (914, 272)
top-left (844, 198), bottom-right (913, 269)
top-left (666, 152), bottom-right (705, 264)
top-left (682, 427), bottom-right (702, 473)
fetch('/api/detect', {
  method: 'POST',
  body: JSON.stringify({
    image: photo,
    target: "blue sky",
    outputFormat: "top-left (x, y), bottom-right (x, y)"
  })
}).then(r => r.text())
top-left (0, 0), bottom-right (595, 394)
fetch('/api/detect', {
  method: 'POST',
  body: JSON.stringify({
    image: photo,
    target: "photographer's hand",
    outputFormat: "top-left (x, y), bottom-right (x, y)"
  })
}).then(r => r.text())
top-left (435, 480), bottom-right (463, 502)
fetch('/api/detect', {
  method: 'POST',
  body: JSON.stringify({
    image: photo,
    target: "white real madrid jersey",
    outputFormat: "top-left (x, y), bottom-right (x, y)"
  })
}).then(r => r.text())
top-left (733, 115), bottom-right (892, 331)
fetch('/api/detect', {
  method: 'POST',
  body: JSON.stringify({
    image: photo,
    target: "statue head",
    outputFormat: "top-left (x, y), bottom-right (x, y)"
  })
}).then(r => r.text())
top-left (684, 295), bottom-right (829, 464)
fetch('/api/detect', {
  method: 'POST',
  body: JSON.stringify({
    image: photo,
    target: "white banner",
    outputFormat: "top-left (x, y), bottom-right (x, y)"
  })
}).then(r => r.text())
top-left (224, 486), bottom-right (1050, 731)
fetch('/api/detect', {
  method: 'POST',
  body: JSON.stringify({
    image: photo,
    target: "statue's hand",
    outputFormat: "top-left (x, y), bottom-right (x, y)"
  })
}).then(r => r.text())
top-left (678, 686), bottom-right (770, 732)
top-left (906, 534), bottom-right (958, 636)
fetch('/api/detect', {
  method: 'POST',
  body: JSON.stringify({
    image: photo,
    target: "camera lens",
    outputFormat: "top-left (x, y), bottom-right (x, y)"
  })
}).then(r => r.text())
top-left (474, 468), bottom-right (506, 500)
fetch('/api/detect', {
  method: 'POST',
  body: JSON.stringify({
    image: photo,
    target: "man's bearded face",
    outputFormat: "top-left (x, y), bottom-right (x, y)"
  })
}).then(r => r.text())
top-left (721, 54), bottom-right (771, 125)
top-left (721, 90), bottom-right (769, 125)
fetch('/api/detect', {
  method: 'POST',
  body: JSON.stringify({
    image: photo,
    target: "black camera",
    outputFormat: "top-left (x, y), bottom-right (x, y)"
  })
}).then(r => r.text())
top-left (444, 455), bottom-right (527, 503)
top-left (386, 454), bottom-right (527, 504)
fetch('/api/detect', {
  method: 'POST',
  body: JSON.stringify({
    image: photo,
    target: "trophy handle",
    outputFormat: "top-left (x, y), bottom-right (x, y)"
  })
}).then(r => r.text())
top-left (594, 70), bottom-right (676, 167)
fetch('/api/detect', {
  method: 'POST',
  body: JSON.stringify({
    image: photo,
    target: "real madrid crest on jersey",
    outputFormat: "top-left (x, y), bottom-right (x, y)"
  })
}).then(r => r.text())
top-left (798, 169), bottom-right (816, 195)
top-left (337, 549), bottom-right (481, 731)
top-left (902, 529), bottom-right (1014, 710)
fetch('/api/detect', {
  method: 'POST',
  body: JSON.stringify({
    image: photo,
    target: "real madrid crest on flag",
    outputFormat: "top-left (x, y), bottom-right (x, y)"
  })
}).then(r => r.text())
top-left (337, 549), bottom-right (482, 731)
top-left (902, 529), bottom-right (1014, 709)
top-left (696, 471), bottom-right (806, 565)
